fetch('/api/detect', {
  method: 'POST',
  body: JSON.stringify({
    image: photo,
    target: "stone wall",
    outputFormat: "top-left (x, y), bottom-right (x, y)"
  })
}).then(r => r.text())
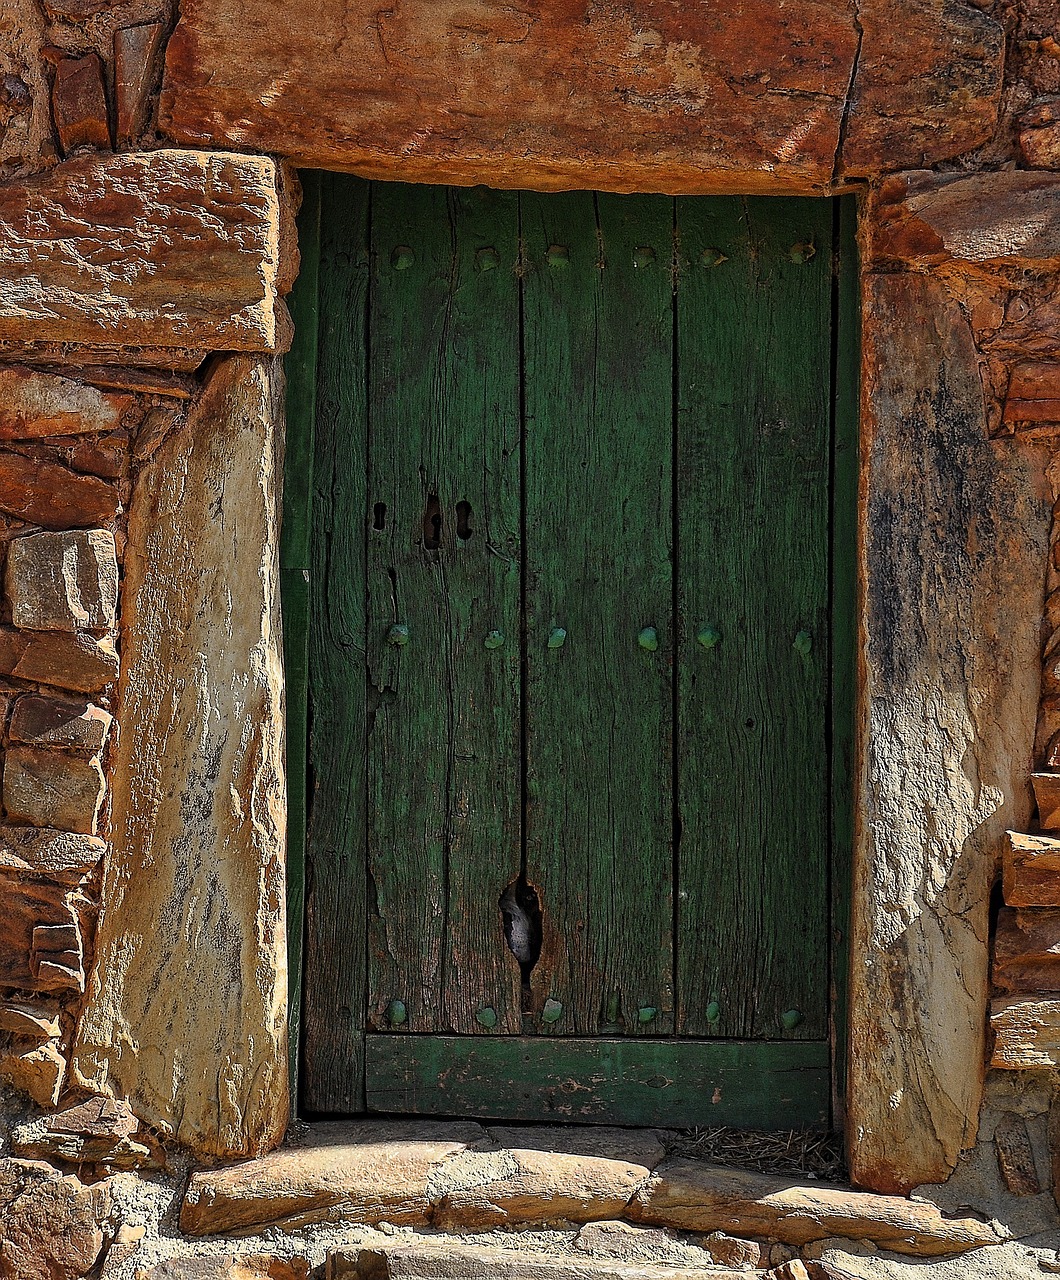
top-left (1, 0), bottom-right (1060, 1252)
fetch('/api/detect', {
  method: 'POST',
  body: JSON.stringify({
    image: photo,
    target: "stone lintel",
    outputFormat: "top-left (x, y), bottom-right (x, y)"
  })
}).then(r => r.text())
top-left (158, 0), bottom-right (1000, 196)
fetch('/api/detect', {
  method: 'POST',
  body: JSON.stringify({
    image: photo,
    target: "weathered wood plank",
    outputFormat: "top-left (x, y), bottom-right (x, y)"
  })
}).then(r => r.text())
top-left (848, 272), bottom-right (1051, 1192)
top-left (0, 150), bottom-right (294, 362)
top-left (994, 908), bottom-right (1060, 993)
top-left (159, 0), bottom-right (1001, 192)
top-left (1003, 831), bottom-right (1060, 907)
top-left (675, 197), bottom-right (832, 1041)
top-left (301, 174), bottom-right (371, 1114)
top-left (522, 191), bottom-right (674, 1036)
top-left (992, 997), bottom-right (1060, 1069)
top-left (366, 1036), bottom-right (830, 1130)
top-left (366, 183), bottom-right (523, 1035)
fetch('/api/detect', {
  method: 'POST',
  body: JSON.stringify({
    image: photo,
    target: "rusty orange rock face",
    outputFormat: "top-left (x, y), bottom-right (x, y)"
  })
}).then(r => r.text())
top-left (158, 0), bottom-right (1001, 194)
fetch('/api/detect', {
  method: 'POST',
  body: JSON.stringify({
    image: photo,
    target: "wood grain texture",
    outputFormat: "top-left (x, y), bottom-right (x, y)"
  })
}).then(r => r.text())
top-left (522, 191), bottom-right (674, 1037)
top-left (366, 1035), bottom-right (829, 1130)
top-left (366, 183), bottom-right (522, 1036)
top-left (72, 355), bottom-right (289, 1159)
top-left (159, 0), bottom-right (1000, 192)
top-left (848, 272), bottom-right (1051, 1193)
top-left (301, 175), bottom-right (371, 1113)
top-left (0, 150), bottom-right (295, 360)
top-left (675, 197), bottom-right (832, 1041)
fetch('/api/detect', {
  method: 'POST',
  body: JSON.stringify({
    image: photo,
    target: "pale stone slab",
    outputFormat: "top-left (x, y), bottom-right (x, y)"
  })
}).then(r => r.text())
top-left (0, 150), bottom-right (295, 361)
top-left (430, 1146), bottom-right (650, 1231)
top-left (0, 367), bottom-right (131, 440)
top-left (991, 997), bottom-right (1060, 1068)
top-left (72, 355), bottom-right (288, 1160)
top-left (159, 0), bottom-right (999, 194)
top-left (848, 273), bottom-right (1052, 1192)
top-left (2, 745), bottom-right (106, 835)
top-left (181, 1121), bottom-right (485, 1235)
top-left (627, 1161), bottom-right (1005, 1255)
top-left (6, 530), bottom-right (118, 633)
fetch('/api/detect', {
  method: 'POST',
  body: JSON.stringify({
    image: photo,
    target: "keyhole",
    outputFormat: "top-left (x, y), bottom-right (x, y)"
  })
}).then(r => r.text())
top-left (500, 878), bottom-right (543, 1015)
top-left (373, 502), bottom-right (387, 531)
top-left (422, 495), bottom-right (442, 550)
top-left (456, 500), bottom-right (474, 541)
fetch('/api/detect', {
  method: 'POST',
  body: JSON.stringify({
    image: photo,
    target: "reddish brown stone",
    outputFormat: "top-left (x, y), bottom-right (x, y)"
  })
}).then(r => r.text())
top-left (994, 1111), bottom-right (1041, 1195)
top-left (114, 23), bottom-right (166, 146)
top-left (0, 627), bottom-right (119, 692)
top-left (0, 449), bottom-right (119, 528)
top-left (0, 368), bottom-right (131, 440)
top-left (0, 1158), bottom-right (110, 1280)
top-left (1021, 124), bottom-right (1060, 169)
top-left (159, 0), bottom-right (1000, 194)
top-left (11, 694), bottom-right (113, 751)
top-left (3, 745), bottom-right (106, 835)
top-left (51, 54), bottom-right (111, 155)
top-left (994, 908), bottom-right (1060, 993)
top-left (1003, 832), bottom-right (1060, 907)
top-left (0, 1041), bottom-right (66, 1108)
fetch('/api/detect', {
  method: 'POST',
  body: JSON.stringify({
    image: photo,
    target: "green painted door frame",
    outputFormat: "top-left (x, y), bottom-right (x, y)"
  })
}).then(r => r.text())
top-left (282, 173), bottom-right (858, 1129)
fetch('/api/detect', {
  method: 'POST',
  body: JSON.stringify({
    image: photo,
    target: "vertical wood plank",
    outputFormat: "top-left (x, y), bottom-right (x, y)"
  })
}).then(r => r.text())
top-left (301, 173), bottom-right (370, 1112)
top-left (366, 184), bottom-right (523, 1036)
top-left (676, 197), bottom-right (833, 1041)
top-left (522, 192), bottom-right (675, 1036)
top-left (281, 169), bottom-right (321, 1093)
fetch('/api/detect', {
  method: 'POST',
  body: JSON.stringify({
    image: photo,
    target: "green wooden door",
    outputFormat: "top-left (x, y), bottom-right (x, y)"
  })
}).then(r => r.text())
top-left (286, 174), bottom-right (857, 1130)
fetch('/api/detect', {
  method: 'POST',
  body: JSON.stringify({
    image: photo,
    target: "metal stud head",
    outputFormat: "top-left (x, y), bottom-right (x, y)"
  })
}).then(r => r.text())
top-left (793, 630), bottom-right (812, 656)
top-left (547, 627), bottom-right (567, 650)
top-left (637, 1006), bottom-right (657, 1024)
top-left (781, 1008), bottom-right (804, 1030)
top-left (391, 246), bottom-right (415, 270)
top-left (705, 1000), bottom-right (721, 1024)
top-left (387, 623), bottom-right (410, 647)
top-left (476, 1006), bottom-right (497, 1029)
top-left (484, 630), bottom-right (505, 650)
top-left (547, 245), bottom-right (570, 267)
top-left (386, 999), bottom-right (407, 1026)
top-left (638, 626), bottom-right (659, 652)
top-left (476, 247), bottom-right (500, 272)
top-left (542, 997), bottom-right (563, 1023)
top-left (633, 246), bottom-right (656, 269)
top-left (789, 241), bottom-right (816, 264)
top-left (701, 247), bottom-right (728, 268)
top-left (697, 626), bottom-right (721, 650)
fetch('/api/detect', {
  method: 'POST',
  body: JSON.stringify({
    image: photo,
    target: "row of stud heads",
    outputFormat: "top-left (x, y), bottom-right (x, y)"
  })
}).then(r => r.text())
top-left (388, 242), bottom-right (817, 271)
top-left (383, 998), bottom-right (805, 1031)
top-left (386, 624), bottom-right (814, 654)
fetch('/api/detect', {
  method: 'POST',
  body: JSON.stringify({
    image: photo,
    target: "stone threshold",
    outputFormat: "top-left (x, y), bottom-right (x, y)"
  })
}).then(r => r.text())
top-left (180, 1120), bottom-right (1007, 1264)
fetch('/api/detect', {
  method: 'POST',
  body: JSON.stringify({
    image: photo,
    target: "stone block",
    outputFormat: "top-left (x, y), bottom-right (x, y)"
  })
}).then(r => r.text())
top-left (1004, 831), bottom-right (1060, 906)
top-left (73, 356), bottom-right (288, 1160)
top-left (0, 999), bottom-right (61, 1039)
top-left (159, 0), bottom-right (999, 193)
top-left (0, 150), bottom-right (295, 362)
top-left (0, 1157), bottom-right (110, 1280)
top-left (51, 53), bottom-right (111, 154)
top-left (0, 823), bottom-right (105, 874)
top-left (12, 1095), bottom-right (163, 1170)
top-left (0, 449), bottom-right (119, 528)
top-left (0, 367), bottom-right (131, 440)
top-left (994, 1111), bottom-right (1041, 1195)
top-left (1034, 773), bottom-right (1060, 830)
top-left (11, 694), bottom-right (113, 751)
top-left (992, 996), bottom-right (1060, 1068)
top-left (628, 1161), bottom-right (1005, 1255)
top-left (0, 627), bottom-right (119, 692)
top-left (6, 530), bottom-right (118, 632)
top-left (3, 746), bottom-right (105, 833)
top-left (1021, 122), bottom-right (1060, 169)
top-left (181, 1121), bottom-right (483, 1234)
top-left (994, 908), bottom-right (1060, 992)
top-left (138, 1261), bottom-right (310, 1280)
top-left (114, 23), bottom-right (166, 146)
top-left (0, 1040), bottom-right (66, 1108)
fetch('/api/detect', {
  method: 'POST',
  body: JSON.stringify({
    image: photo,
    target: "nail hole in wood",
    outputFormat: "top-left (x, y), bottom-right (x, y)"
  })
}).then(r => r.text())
top-left (373, 502), bottom-right (387, 531)
top-left (456, 500), bottom-right (474, 541)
